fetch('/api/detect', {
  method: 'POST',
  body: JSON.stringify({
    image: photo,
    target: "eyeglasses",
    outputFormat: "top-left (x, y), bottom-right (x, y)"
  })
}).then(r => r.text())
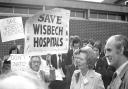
top-left (31, 61), bottom-right (41, 65)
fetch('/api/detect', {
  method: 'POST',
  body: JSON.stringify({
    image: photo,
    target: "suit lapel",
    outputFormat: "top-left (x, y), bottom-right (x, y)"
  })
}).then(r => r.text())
top-left (108, 63), bottom-right (128, 89)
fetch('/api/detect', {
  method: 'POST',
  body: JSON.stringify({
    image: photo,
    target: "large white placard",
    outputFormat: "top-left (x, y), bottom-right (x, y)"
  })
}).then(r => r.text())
top-left (24, 8), bottom-right (70, 55)
top-left (0, 17), bottom-right (24, 42)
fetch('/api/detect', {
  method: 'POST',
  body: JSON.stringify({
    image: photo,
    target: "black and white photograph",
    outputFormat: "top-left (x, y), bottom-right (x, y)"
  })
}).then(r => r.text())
top-left (0, 0), bottom-right (128, 89)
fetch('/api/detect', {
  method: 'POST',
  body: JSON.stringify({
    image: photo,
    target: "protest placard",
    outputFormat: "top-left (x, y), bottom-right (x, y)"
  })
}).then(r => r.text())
top-left (9, 54), bottom-right (30, 72)
top-left (24, 8), bottom-right (70, 55)
top-left (0, 17), bottom-right (24, 42)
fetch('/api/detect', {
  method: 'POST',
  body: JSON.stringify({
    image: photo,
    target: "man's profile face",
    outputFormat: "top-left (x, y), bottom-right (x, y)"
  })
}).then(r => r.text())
top-left (105, 37), bottom-right (121, 68)
top-left (30, 57), bottom-right (41, 72)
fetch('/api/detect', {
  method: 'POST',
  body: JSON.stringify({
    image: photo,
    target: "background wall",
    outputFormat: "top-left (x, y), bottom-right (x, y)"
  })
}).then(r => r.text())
top-left (70, 19), bottom-right (128, 43)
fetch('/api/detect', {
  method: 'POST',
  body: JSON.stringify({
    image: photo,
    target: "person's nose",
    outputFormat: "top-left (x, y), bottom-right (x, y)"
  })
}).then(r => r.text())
top-left (34, 62), bottom-right (39, 66)
top-left (105, 50), bottom-right (109, 58)
top-left (76, 59), bottom-right (80, 64)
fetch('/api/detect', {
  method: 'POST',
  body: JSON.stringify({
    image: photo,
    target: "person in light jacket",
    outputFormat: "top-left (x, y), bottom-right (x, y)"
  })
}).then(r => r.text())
top-left (70, 46), bottom-right (105, 89)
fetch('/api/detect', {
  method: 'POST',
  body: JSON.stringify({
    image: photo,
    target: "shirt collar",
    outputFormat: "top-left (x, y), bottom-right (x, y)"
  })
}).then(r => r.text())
top-left (80, 69), bottom-right (95, 78)
top-left (29, 68), bottom-right (39, 75)
top-left (116, 61), bottom-right (128, 76)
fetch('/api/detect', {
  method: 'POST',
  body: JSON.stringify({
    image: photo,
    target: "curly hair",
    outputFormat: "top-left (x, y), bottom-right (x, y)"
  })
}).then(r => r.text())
top-left (74, 46), bottom-right (97, 69)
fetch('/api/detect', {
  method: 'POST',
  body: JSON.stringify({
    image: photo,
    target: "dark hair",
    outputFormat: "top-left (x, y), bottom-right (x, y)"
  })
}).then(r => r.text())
top-left (72, 36), bottom-right (81, 47)
top-left (3, 60), bottom-right (11, 64)
top-left (93, 41), bottom-right (102, 54)
top-left (82, 39), bottom-right (89, 47)
top-left (82, 39), bottom-right (89, 44)
top-left (9, 46), bottom-right (19, 55)
top-left (114, 35), bottom-right (128, 58)
top-left (88, 39), bottom-right (95, 46)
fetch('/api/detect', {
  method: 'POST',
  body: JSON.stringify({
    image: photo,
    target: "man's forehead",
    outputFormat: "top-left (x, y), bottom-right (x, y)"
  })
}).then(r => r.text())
top-left (108, 36), bottom-right (116, 42)
top-left (105, 36), bottom-right (116, 48)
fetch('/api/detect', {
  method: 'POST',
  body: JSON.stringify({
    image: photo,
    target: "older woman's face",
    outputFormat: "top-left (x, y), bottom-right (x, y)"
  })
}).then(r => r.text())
top-left (30, 57), bottom-right (41, 72)
top-left (75, 52), bottom-right (87, 70)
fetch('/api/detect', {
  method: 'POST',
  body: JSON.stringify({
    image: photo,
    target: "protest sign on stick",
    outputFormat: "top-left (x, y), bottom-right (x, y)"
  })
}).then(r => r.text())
top-left (9, 54), bottom-right (30, 72)
top-left (0, 17), bottom-right (24, 42)
top-left (24, 8), bottom-right (70, 55)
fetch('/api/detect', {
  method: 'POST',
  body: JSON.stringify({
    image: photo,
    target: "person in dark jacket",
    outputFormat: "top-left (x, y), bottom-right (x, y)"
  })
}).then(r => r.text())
top-left (66, 36), bottom-right (81, 66)
top-left (93, 41), bottom-right (115, 89)
top-left (2, 45), bottom-right (20, 74)
top-left (48, 53), bottom-right (67, 89)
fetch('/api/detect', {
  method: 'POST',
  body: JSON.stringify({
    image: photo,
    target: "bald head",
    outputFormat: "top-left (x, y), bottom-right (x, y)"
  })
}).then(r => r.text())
top-left (107, 35), bottom-right (128, 57)
top-left (105, 35), bottom-right (128, 68)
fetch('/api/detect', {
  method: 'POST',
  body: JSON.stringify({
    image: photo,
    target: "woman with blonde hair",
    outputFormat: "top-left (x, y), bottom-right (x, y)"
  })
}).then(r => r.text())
top-left (70, 46), bottom-right (104, 89)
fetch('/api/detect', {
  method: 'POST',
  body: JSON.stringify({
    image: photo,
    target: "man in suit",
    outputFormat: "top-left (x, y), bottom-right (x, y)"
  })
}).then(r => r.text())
top-left (48, 54), bottom-right (67, 89)
top-left (64, 36), bottom-right (81, 89)
top-left (105, 35), bottom-right (128, 89)
top-left (50, 54), bottom-right (67, 75)
top-left (66, 36), bottom-right (81, 66)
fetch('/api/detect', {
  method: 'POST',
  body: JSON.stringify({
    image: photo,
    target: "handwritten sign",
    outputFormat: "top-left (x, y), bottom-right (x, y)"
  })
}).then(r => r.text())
top-left (0, 17), bottom-right (24, 42)
top-left (24, 8), bottom-right (70, 55)
top-left (9, 54), bottom-right (30, 72)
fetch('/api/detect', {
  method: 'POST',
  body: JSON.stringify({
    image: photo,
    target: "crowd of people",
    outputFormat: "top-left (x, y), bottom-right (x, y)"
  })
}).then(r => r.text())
top-left (0, 34), bottom-right (128, 89)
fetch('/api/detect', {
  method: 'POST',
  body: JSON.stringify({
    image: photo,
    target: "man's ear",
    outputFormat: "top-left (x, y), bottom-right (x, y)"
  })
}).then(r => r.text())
top-left (116, 46), bottom-right (124, 55)
top-left (120, 46), bottom-right (124, 55)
